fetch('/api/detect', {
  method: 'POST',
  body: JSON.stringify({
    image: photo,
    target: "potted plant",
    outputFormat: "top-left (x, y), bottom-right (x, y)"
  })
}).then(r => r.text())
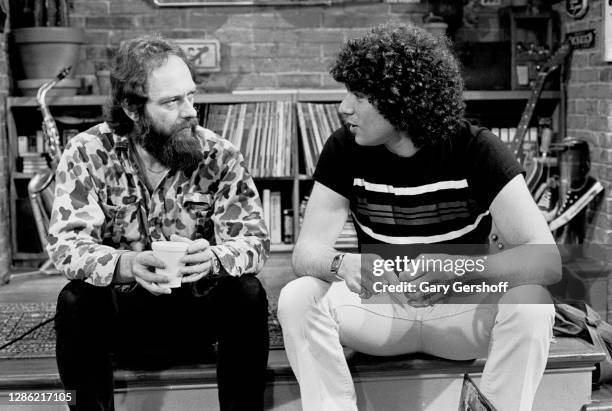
top-left (10, 0), bottom-right (85, 93)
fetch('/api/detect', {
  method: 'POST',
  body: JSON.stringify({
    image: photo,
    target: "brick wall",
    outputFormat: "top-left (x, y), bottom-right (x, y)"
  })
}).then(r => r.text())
top-left (0, 32), bottom-right (10, 282)
top-left (67, 0), bottom-right (504, 91)
top-left (555, 0), bottom-right (612, 250)
top-left (553, 1), bottom-right (612, 320)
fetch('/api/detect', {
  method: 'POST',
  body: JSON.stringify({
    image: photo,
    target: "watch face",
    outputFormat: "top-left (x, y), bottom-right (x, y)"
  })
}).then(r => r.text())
top-left (331, 254), bottom-right (344, 273)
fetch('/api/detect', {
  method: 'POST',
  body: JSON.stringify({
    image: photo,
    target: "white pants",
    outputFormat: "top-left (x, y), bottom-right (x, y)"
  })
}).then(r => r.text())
top-left (277, 277), bottom-right (555, 411)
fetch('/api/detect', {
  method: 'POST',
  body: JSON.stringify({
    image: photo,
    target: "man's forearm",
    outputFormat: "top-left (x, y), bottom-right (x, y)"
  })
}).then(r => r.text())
top-left (468, 243), bottom-right (561, 287)
top-left (292, 241), bottom-right (349, 283)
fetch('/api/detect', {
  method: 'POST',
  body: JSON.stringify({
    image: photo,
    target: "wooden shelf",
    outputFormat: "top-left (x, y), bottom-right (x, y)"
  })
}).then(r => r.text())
top-left (7, 92), bottom-right (295, 108)
top-left (12, 172), bottom-right (37, 179)
top-left (297, 89), bottom-right (346, 102)
top-left (8, 95), bottom-right (108, 107)
top-left (270, 244), bottom-right (293, 253)
top-left (13, 252), bottom-right (47, 260)
top-left (8, 89), bottom-right (561, 108)
top-left (463, 90), bottom-right (560, 100)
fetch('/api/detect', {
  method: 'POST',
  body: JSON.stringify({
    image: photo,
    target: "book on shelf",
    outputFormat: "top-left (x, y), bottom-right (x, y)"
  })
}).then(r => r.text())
top-left (18, 152), bottom-right (49, 174)
top-left (270, 191), bottom-right (282, 244)
top-left (282, 209), bottom-right (293, 244)
top-left (201, 101), bottom-right (293, 178)
top-left (262, 189), bottom-right (271, 235)
top-left (261, 189), bottom-right (283, 245)
top-left (296, 102), bottom-right (344, 175)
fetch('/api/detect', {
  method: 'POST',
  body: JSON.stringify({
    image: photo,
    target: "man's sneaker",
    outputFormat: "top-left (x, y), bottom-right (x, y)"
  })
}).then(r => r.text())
top-left (536, 177), bottom-right (559, 222)
top-left (549, 176), bottom-right (604, 231)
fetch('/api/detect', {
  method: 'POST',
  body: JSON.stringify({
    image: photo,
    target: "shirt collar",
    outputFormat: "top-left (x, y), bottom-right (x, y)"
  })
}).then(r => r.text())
top-left (99, 122), bottom-right (130, 151)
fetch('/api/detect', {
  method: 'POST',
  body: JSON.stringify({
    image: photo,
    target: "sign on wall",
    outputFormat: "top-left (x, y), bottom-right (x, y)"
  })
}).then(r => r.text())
top-left (566, 29), bottom-right (595, 49)
top-left (604, 0), bottom-right (612, 61)
top-left (566, 0), bottom-right (589, 19)
top-left (175, 39), bottom-right (221, 73)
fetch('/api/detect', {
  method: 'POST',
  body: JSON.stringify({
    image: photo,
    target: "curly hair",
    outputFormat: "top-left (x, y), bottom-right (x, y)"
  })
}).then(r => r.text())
top-left (104, 35), bottom-right (195, 136)
top-left (330, 22), bottom-right (465, 147)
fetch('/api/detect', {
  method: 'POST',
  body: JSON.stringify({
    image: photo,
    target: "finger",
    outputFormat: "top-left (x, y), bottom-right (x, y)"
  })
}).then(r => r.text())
top-left (181, 271), bottom-right (207, 284)
top-left (382, 269), bottom-right (401, 286)
top-left (137, 252), bottom-right (166, 269)
top-left (398, 270), bottom-right (417, 282)
top-left (181, 250), bottom-right (213, 265)
top-left (135, 276), bottom-right (171, 295)
top-left (170, 234), bottom-right (192, 243)
top-left (426, 293), bottom-right (446, 305)
top-left (358, 286), bottom-right (372, 300)
top-left (180, 261), bottom-right (211, 275)
top-left (186, 238), bottom-right (210, 254)
top-left (133, 265), bottom-right (168, 284)
top-left (345, 280), bottom-right (362, 295)
top-left (406, 290), bottom-right (427, 304)
top-left (361, 277), bottom-right (379, 295)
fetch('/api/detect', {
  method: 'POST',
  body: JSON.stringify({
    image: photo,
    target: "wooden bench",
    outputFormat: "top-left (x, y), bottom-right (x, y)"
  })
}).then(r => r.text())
top-left (0, 336), bottom-right (605, 411)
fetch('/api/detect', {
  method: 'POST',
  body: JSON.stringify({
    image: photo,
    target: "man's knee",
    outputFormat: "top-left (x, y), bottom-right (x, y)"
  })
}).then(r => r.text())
top-left (227, 274), bottom-right (268, 310)
top-left (56, 280), bottom-right (111, 316)
top-left (498, 285), bottom-right (555, 330)
top-left (277, 276), bottom-right (328, 327)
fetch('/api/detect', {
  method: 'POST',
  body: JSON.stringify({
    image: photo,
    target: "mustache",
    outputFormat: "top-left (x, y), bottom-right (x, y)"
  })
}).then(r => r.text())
top-left (174, 118), bottom-right (199, 132)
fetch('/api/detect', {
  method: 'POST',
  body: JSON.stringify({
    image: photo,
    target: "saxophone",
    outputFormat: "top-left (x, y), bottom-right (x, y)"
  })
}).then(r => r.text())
top-left (27, 66), bottom-right (71, 265)
top-left (36, 66), bottom-right (71, 169)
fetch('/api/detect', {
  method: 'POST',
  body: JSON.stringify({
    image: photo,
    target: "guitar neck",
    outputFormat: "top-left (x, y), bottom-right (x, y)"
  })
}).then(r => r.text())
top-left (509, 73), bottom-right (548, 164)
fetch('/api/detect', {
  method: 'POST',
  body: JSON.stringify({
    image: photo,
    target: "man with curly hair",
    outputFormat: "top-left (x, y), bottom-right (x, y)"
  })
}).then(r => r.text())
top-left (278, 22), bottom-right (560, 411)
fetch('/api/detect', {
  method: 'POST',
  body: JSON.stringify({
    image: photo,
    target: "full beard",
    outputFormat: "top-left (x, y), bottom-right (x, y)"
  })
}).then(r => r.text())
top-left (134, 115), bottom-right (204, 173)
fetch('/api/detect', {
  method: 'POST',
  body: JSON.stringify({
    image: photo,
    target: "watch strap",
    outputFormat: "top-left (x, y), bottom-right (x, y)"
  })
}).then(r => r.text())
top-left (330, 253), bottom-right (345, 279)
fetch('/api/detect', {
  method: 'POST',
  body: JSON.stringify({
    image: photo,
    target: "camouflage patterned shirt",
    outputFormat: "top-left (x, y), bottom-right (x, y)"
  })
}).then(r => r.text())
top-left (47, 123), bottom-right (270, 288)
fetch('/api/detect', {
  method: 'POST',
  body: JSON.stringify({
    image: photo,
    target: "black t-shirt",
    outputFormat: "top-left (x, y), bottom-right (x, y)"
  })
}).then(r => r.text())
top-left (313, 121), bottom-right (524, 247)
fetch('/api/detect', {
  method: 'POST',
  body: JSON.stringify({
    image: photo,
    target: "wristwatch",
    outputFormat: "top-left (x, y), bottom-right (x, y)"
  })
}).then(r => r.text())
top-left (211, 255), bottom-right (221, 277)
top-left (331, 253), bottom-right (345, 280)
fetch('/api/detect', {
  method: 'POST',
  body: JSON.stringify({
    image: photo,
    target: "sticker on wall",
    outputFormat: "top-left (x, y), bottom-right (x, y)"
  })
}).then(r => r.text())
top-left (175, 39), bottom-right (221, 73)
top-left (566, 0), bottom-right (589, 19)
top-left (566, 29), bottom-right (595, 49)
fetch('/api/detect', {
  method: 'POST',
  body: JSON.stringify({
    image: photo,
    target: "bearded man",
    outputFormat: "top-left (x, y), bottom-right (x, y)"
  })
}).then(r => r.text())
top-left (48, 35), bottom-right (270, 411)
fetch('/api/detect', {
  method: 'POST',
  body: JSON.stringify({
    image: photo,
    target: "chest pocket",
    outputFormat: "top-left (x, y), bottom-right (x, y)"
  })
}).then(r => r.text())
top-left (102, 187), bottom-right (143, 245)
top-left (179, 193), bottom-right (214, 242)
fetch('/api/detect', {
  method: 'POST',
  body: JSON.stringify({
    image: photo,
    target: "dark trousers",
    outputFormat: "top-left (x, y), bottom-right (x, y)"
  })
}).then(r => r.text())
top-left (54, 275), bottom-right (269, 411)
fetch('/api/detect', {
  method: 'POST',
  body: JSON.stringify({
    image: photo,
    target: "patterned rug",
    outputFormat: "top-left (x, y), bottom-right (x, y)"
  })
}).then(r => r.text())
top-left (0, 302), bottom-right (56, 359)
top-left (0, 300), bottom-right (284, 360)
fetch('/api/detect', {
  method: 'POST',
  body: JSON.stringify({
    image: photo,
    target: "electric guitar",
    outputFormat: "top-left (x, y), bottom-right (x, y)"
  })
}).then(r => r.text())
top-left (509, 42), bottom-right (572, 166)
top-left (489, 42), bottom-right (573, 251)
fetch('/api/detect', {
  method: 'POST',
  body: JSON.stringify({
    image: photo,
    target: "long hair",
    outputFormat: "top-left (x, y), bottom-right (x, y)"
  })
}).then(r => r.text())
top-left (103, 35), bottom-right (195, 136)
top-left (330, 22), bottom-right (465, 147)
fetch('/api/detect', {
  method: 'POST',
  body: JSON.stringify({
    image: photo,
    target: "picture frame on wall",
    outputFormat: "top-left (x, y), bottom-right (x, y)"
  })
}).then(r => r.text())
top-left (174, 39), bottom-right (221, 73)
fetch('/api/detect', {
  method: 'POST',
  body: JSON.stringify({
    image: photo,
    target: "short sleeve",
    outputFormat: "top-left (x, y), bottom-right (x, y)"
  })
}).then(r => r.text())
top-left (467, 126), bottom-right (525, 208)
top-left (312, 126), bottom-right (354, 199)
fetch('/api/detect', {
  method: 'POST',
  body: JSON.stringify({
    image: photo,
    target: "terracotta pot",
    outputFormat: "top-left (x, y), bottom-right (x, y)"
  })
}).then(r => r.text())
top-left (13, 27), bottom-right (85, 80)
